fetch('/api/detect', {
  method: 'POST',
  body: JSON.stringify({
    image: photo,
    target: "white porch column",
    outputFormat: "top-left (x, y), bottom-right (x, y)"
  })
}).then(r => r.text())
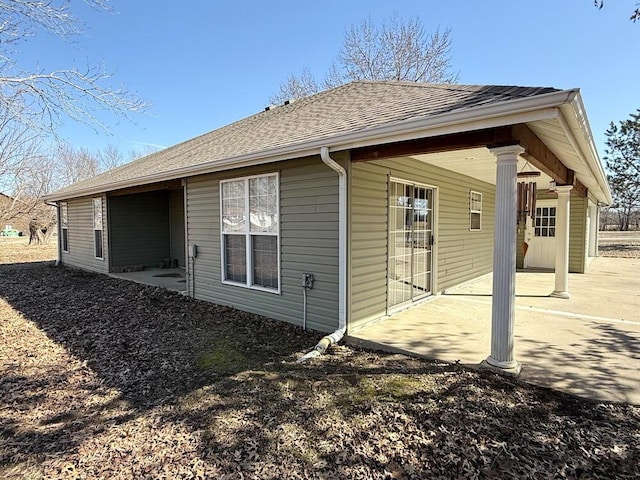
top-left (483, 145), bottom-right (524, 376)
top-left (551, 185), bottom-right (572, 298)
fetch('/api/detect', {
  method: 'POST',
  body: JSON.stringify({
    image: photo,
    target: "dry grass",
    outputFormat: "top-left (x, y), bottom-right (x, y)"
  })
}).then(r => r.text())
top-left (0, 237), bottom-right (57, 264)
top-left (1, 240), bottom-right (638, 479)
top-left (599, 231), bottom-right (640, 258)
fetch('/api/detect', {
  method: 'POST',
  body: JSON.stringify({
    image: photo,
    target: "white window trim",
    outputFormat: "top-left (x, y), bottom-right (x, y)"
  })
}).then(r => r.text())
top-left (92, 197), bottom-right (104, 260)
top-left (60, 202), bottom-right (69, 253)
top-left (219, 172), bottom-right (281, 294)
top-left (469, 190), bottom-right (482, 231)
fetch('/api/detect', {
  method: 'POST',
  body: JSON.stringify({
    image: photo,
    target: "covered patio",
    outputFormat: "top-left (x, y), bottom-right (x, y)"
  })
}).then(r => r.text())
top-left (109, 267), bottom-right (187, 292)
top-left (349, 256), bottom-right (640, 404)
top-left (348, 89), bottom-right (612, 376)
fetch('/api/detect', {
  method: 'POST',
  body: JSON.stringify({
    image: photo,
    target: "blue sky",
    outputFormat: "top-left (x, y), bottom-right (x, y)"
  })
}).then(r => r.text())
top-left (16, 0), bottom-right (640, 159)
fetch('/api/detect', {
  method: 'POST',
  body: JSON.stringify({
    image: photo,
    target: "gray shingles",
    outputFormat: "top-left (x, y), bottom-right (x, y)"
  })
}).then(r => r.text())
top-left (51, 81), bottom-right (560, 199)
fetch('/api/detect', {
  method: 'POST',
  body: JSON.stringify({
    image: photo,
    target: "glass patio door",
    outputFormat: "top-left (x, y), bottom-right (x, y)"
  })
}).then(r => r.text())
top-left (387, 180), bottom-right (434, 311)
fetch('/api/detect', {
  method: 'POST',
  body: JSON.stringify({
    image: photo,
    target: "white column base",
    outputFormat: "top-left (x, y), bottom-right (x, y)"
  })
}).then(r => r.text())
top-left (480, 358), bottom-right (522, 377)
top-left (550, 290), bottom-right (571, 299)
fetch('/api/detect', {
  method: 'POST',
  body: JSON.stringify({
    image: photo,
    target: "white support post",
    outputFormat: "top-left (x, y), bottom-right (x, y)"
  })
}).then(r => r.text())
top-left (482, 144), bottom-right (524, 376)
top-left (551, 185), bottom-right (572, 298)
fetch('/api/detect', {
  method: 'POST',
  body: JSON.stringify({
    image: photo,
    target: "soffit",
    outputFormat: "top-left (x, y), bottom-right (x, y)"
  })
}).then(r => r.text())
top-left (527, 118), bottom-right (607, 203)
top-left (411, 147), bottom-right (553, 188)
top-left (412, 117), bottom-right (608, 203)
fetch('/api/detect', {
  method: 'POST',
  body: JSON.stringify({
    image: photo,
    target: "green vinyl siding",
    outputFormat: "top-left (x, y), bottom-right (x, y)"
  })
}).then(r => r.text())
top-left (350, 156), bottom-right (496, 330)
top-left (569, 194), bottom-right (587, 273)
top-left (516, 224), bottom-right (526, 270)
top-left (60, 196), bottom-right (108, 274)
top-left (108, 191), bottom-right (170, 268)
top-left (186, 155), bottom-right (342, 333)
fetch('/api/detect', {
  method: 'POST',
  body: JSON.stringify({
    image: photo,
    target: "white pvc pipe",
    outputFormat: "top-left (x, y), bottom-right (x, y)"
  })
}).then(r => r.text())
top-left (297, 146), bottom-right (347, 362)
top-left (302, 286), bottom-right (307, 331)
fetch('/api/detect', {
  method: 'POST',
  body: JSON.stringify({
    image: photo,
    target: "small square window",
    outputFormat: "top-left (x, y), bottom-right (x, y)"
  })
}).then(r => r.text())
top-left (92, 198), bottom-right (103, 259)
top-left (60, 202), bottom-right (69, 252)
top-left (534, 205), bottom-right (557, 238)
top-left (469, 191), bottom-right (482, 231)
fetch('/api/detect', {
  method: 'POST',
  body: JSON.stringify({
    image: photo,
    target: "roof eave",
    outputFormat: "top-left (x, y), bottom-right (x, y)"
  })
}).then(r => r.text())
top-left (557, 93), bottom-right (612, 205)
top-left (43, 88), bottom-right (580, 202)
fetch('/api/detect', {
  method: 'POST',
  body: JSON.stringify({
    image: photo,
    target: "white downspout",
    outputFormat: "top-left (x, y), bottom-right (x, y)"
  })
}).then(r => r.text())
top-left (297, 146), bottom-right (347, 362)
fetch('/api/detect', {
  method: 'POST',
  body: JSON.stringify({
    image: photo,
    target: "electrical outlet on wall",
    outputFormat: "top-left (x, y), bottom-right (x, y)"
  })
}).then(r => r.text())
top-left (302, 273), bottom-right (314, 289)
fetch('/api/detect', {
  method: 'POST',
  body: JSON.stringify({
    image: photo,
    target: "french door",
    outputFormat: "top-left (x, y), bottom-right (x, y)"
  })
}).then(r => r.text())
top-left (387, 179), bottom-right (435, 311)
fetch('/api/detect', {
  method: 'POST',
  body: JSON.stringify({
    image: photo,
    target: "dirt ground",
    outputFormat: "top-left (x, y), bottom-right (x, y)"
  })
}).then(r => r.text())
top-left (1, 239), bottom-right (639, 478)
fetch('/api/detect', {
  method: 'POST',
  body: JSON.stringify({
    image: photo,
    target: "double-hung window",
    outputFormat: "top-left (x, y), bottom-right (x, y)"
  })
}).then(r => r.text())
top-left (469, 191), bottom-right (482, 231)
top-left (60, 202), bottom-right (69, 252)
top-left (220, 173), bottom-right (279, 292)
top-left (93, 198), bottom-right (103, 259)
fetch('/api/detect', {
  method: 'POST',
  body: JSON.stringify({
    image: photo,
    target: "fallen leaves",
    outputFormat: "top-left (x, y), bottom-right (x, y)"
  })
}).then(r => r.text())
top-left (0, 258), bottom-right (638, 478)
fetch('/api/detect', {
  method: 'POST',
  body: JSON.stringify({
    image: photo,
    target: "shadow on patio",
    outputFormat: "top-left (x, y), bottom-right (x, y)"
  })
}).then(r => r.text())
top-left (349, 257), bottom-right (640, 404)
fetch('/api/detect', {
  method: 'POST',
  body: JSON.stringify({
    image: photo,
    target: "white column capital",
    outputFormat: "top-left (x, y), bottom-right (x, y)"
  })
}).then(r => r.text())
top-left (489, 144), bottom-right (525, 162)
top-left (555, 185), bottom-right (573, 196)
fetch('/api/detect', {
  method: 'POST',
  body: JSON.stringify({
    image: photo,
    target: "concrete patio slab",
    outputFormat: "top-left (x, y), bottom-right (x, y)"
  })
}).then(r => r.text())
top-left (349, 257), bottom-right (640, 404)
top-left (109, 268), bottom-right (187, 292)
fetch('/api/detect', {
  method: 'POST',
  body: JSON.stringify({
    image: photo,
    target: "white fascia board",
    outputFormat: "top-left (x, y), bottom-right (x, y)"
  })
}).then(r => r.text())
top-left (557, 94), bottom-right (613, 205)
top-left (44, 89), bottom-right (577, 201)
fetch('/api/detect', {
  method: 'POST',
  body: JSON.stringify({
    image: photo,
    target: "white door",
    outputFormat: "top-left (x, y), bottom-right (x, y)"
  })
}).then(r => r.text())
top-left (387, 180), bottom-right (435, 312)
top-left (525, 200), bottom-right (557, 269)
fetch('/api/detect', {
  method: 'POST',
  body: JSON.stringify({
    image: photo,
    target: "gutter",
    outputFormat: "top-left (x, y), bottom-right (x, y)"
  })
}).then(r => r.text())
top-left (297, 147), bottom-right (347, 362)
top-left (43, 89), bottom-right (577, 202)
top-left (557, 94), bottom-right (613, 205)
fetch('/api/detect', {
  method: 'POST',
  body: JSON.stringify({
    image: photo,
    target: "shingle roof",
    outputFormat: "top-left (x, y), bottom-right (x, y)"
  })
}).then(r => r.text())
top-left (50, 81), bottom-right (560, 199)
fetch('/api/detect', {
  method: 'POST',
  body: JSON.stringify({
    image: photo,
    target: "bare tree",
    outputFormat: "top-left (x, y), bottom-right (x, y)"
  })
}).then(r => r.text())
top-left (270, 15), bottom-right (458, 104)
top-left (339, 17), bottom-right (457, 84)
top-left (0, 118), bottom-right (40, 190)
top-left (0, 114), bottom-right (45, 225)
top-left (55, 143), bottom-right (100, 185)
top-left (127, 144), bottom-right (160, 162)
top-left (96, 143), bottom-right (124, 171)
top-left (1, 148), bottom-right (59, 244)
top-left (0, 0), bottom-right (148, 242)
top-left (83, 142), bottom-right (157, 174)
top-left (270, 68), bottom-right (319, 105)
top-left (0, 0), bottom-right (147, 136)
top-left (1, 140), bottom-right (134, 243)
top-left (594, 1), bottom-right (640, 22)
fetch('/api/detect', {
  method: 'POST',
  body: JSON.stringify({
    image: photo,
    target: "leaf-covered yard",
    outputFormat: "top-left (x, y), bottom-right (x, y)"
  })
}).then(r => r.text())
top-left (0, 240), bottom-right (639, 479)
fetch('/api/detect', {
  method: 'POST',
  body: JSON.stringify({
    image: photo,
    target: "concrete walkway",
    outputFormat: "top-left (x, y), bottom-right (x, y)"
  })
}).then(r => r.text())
top-left (349, 257), bottom-right (640, 404)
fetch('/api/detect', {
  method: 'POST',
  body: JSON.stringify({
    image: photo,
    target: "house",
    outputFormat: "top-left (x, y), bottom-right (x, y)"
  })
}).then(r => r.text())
top-left (43, 81), bottom-right (611, 374)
